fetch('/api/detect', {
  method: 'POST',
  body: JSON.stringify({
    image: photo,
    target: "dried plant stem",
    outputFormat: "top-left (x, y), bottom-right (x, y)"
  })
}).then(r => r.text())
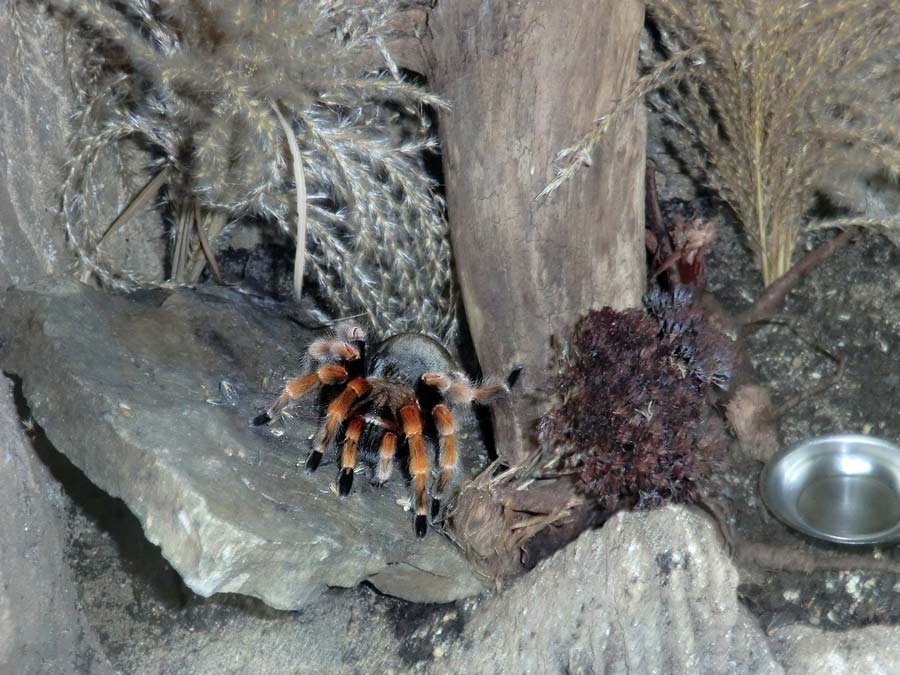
top-left (48, 0), bottom-right (455, 337)
top-left (272, 102), bottom-right (307, 301)
top-left (735, 541), bottom-right (900, 576)
top-left (77, 165), bottom-right (170, 286)
top-left (192, 203), bottom-right (223, 284)
top-left (188, 210), bottom-right (228, 283)
top-left (703, 497), bottom-right (900, 576)
top-left (171, 199), bottom-right (194, 283)
top-left (540, 48), bottom-right (694, 198)
top-left (738, 227), bottom-right (860, 328)
top-left (98, 166), bottom-right (170, 245)
top-left (752, 122), bottom-right (770, 284)
top-left (645, 163), bottom-right (677, 284)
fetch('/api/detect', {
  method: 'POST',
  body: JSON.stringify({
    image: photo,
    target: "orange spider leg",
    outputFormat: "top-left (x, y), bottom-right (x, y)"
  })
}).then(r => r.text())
top-left (308, 337), bottom-right (360, 363)
top-left (422, 372), bottom-right (508, 405)
top-left (338, 417), bottom-right (364, 495)
top-left (431, 403), bottom-right (458, 503)
top-left (250, 363), bottom-right (348, 426)
top-left (375, 431), bottom-right (398, 484)
top-left (308, 321), bottom-right (366, 363)
top-left (400, 403), bottom-right (430, 538)
top-left (306, 377), bottom-right (371, 471)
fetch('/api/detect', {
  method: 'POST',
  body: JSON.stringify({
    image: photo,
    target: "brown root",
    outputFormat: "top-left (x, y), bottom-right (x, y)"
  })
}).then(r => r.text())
top-left (737, 227), bottom-right (859, 331)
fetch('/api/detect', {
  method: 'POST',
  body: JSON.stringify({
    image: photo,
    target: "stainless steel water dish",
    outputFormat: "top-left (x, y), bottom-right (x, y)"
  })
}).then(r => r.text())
top-left (760, 434), bottom-right (900, 545)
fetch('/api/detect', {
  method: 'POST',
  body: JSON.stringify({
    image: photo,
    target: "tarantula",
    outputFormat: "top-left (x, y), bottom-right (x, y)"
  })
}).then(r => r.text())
top-left (250, 322), bottom-right (514, 537)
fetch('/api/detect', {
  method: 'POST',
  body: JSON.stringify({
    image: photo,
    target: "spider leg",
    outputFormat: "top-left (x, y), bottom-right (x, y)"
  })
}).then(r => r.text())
top-left (338, 417), bottom-right (364, 496)
top-left (306, 377), bottom-right (371, 472)
top-left (339, 410), bottom-right (399, 493)
top-left (335, 320), bottom-right (367, 343)
top-left (250, 363), bottom-right (348, 426)
top-left (431, 404), bottom-right (458, 511)
top-left (307, 337), bottom-right (360, 364)
top-left (421, 372), bottom-right (509, 406)
top-left (308, 320), bottom-right (366, 364)
top-left (355, 405), bottom-right (399, 484)
top-left (399, 403), bottom-right (430, 538)
top-left (375, 431), bottom-right (398, 484)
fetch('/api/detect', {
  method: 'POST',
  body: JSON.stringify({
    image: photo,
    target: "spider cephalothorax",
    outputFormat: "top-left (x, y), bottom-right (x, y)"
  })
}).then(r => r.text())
top-left (250, 322), bottom-right (511, 537)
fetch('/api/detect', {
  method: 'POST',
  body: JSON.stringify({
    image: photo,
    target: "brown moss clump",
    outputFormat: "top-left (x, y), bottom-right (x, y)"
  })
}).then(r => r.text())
top-left (541, 289), bottom-right (735, 510)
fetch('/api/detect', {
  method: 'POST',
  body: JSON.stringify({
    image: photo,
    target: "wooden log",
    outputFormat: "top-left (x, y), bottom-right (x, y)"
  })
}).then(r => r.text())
top-left (425, 1), bottom-right (646, 464)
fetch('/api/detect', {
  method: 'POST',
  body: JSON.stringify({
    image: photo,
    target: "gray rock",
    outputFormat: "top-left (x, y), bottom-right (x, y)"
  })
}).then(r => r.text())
top-left (771, 624), bottom-right (900, 675)
top-left (0, 3), bottom-right (167, 289)
top-left (434, 506), bottom-right (783, 675)
top-left (0, 3), bottom-right (71, 288)
top-left (0, 280), bottom-right (483, 608)
top-left (0, 379), bottom-right (113, 675)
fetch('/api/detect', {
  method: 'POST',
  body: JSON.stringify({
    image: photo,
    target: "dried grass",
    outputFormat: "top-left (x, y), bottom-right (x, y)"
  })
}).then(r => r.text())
top-left (545, 0), bottom-right (900, 286)
top-left (27, 0), bottom-right (455, 338)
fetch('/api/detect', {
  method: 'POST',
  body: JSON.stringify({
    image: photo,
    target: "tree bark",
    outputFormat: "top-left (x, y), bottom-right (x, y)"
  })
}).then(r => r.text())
top-left (425, 1), bottom-right (646, 464)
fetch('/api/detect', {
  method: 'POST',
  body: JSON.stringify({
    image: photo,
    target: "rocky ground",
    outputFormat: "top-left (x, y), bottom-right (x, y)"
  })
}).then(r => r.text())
top-left (5, 211), bottom-right (900, 673)
top-left (3, 221), bottom-right (900, 673)
top-left (701, 203), bottom-right (900, 633)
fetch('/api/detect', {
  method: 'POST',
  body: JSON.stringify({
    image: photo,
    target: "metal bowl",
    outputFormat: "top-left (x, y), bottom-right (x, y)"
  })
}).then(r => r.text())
top-left (760, 434), bottom-right (900, 545)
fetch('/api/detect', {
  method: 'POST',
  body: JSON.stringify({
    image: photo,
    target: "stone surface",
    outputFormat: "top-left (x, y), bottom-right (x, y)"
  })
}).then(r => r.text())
top-left (433, 506), bottom-right (782, 675)
top-left (0, 3), bottom-right (71, 288)
top-left (772, 624), bottom-right (900, 675)
top-left (0, 379), bottom-right (113, 675)
top-left (0, 3), bottom-right (167, 289)
top-left (0, 280), bottom-right (483, 608)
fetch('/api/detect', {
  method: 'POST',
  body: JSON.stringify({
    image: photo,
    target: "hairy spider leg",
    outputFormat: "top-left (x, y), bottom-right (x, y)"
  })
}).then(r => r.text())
top-left (376, 432), bottom-right (398, 484)
top-left (337, 404), bottom-right (399, 494)
top-left (306, 377), bottom-right (371, 471)
top-left (338, 417), bottom-right (365, 495)
top-left (421, 372), bottom-right (509, 406)
top-left (308, 336), bottom-right (361, 364)
top-left (431, 403), bottom-right (458, 507)
top-left (250, 363), bottom-right (348, 426)
top-left (308, 320), bottom-right (367, 365)
top-left (352, 398), bottom-right (399, 485)
top-left (400, 403), bottom-right (430, 538)
top-left (340, 390), bottom-right (400, 485)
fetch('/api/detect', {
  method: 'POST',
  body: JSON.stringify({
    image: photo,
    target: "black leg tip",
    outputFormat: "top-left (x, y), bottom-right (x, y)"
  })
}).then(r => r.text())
top-left (250, 412), bottom-right (271, 427)
top-left (414, 514), bottom-right (428, 539)
top-left (338, 469), bottom-right (354, 496)
top-left (507, 366), bottom-right (524, 389)
top-left (306, 451), bottom-right (322, 472)
top-left (430, 498), bottom-right (442, 519)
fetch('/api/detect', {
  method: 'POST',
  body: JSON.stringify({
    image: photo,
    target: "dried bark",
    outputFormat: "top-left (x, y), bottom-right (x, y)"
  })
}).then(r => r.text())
top-left (425, 0), bottom-right (646, 463)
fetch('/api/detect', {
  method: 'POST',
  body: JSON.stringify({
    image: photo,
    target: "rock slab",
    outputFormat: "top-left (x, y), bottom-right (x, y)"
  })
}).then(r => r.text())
top-left (435, 506), bottom-right (783, 675)
top-left (0, 380), bottom-right (113, 675)
top-left (772, 624), bottom-right (900, 675)
top-left (0, 281), bottom-right (483, 608)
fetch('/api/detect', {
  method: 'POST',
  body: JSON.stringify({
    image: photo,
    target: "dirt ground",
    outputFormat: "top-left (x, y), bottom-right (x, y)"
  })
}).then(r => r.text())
top-left (700, 199), bottom-right (900, 632)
